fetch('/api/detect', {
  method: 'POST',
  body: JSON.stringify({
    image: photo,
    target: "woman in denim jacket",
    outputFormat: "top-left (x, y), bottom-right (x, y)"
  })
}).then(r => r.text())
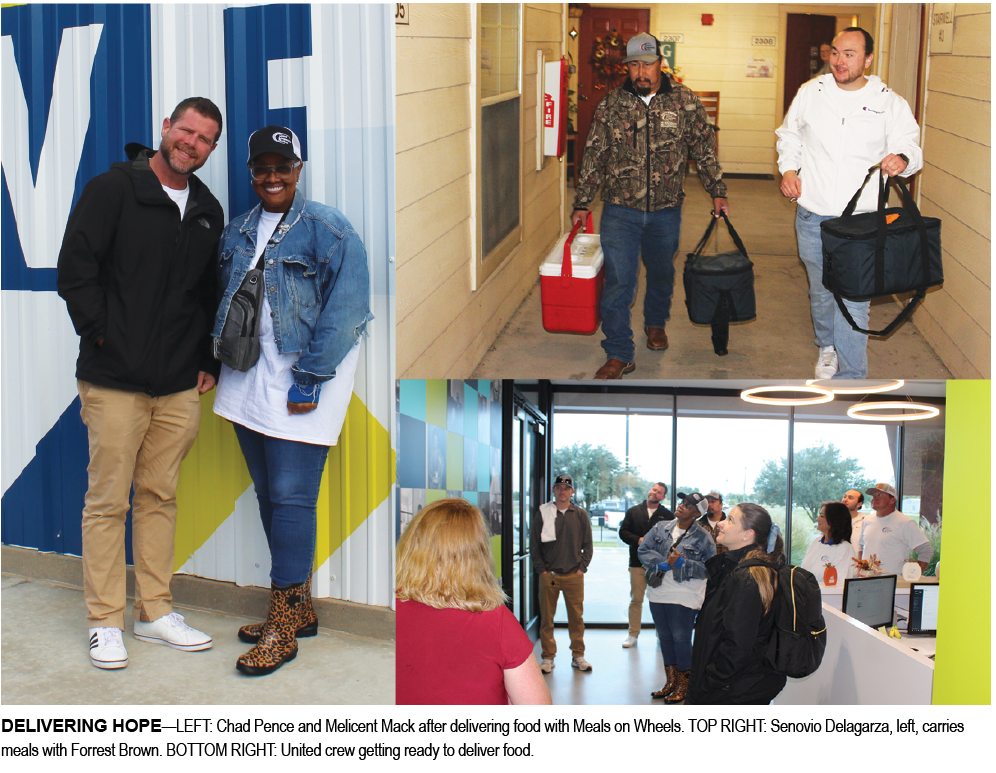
top-left (212, 126), bottom-right (371, 676)
top-left (638, 492), bottom-right (716, 703)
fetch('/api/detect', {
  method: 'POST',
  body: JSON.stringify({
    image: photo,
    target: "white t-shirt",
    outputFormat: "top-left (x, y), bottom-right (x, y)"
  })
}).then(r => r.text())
top-left (828, 81), bottom-right (868, 114)
top-left (850, 513), bottom-right (865, 543)
top-left (801, 538), bottom-right (857, 583)
top-left (859, 510), bottom-right (929, 576)
top-left (162, 184), bottom-right (189, 216)
top-left (645, 526), bottom-right (708, 609)
top-left (213, 210), bottom-right (360, 446)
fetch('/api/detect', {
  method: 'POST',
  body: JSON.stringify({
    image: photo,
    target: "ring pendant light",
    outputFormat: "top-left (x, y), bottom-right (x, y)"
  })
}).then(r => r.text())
top-left (846, 401), bottom-right (940, 421)
top-left (740, 385), bottom-right (834, 406)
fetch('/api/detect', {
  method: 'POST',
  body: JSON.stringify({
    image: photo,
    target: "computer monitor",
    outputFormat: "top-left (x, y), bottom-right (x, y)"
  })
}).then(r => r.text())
top-left (907, 582), bottom-right (940, 635)
top-left (841, 574), bottom-right (898, 629)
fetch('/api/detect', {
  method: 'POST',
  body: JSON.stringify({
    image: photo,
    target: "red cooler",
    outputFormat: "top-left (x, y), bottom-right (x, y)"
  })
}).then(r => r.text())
top-left (539, 213), bottom-right (605, 334)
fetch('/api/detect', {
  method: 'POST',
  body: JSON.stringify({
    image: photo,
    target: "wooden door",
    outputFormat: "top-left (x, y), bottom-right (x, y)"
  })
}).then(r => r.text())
top-left (783, 13), bottom-right (838, 113)
top-left (575, 7), bottom-right (650, 175)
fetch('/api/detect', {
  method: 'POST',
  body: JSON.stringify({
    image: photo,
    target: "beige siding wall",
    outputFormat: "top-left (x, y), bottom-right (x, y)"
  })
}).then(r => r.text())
top-left (913, 3), bottom-right (991, 378)
top-left (396, 3), bottom-right (565, 377)
top-left (622, 4), bottom-right (877, 175)
top-left (645, 3), bottom-right (780, 175)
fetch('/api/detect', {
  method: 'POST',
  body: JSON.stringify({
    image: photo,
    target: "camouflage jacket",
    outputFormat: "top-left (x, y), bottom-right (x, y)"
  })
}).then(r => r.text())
top-left (573, 77), bottom-right (727, 212)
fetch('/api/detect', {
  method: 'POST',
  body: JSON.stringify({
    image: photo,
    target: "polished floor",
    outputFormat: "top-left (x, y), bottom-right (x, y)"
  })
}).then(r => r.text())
top-left (534, 626), bottom-right (684, 706)
top-left (473, 178), bottom-right (953, 380)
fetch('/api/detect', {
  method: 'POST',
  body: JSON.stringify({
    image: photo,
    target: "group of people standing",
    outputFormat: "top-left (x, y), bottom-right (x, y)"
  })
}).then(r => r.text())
top-left (573, 27), bottom-right (922, 380)
top-left (617, 485), bottom-right (785, 704)
top-left (57, 97), bottom-right (370, 675)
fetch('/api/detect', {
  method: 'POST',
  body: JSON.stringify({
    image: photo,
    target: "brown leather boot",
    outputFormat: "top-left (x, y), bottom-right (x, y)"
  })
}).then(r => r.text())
top-left (235, 583), bottom-right (302, 676)
top-left (651, 664), bottom-right (678, 699)
top-left (238, 573), bottom-right (318, 642)
top-left (664, 669), bottom-right (690, 704)
top-left (645, 326), bottom-right (669, 350)
top-left (594, 358), bottom-right (636, 379)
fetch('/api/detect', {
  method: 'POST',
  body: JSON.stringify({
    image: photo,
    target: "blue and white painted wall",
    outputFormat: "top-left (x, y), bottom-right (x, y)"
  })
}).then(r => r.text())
top-left (1, 3), bottom-right (396, 608)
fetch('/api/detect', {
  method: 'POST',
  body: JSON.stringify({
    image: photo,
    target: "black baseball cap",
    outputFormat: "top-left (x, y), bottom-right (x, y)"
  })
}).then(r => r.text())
top-left (678, 492), bottom-right (709, 516)
top-left (247, 125), bottom-right (301, 163)
top-left (554, 475), bottom-right (574, 488)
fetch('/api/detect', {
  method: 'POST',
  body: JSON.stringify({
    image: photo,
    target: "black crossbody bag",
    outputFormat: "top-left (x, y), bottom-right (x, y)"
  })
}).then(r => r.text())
top-left (214, 214), bottom-right (287, 371)
top-left (644, 527), bottom-right (692, 588)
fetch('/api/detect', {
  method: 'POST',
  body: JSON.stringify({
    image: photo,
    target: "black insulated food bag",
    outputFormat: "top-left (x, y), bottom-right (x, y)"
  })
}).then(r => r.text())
top-left (683, 213), bottom-right (756, 326)
top-left (820, 166), bottom-right (942, 336)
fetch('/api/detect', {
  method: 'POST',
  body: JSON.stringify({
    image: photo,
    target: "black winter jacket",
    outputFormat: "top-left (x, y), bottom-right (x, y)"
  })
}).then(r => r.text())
top-left (619, 502), bottom-right (674, 568)
top-left (57, 146), bottom-right (224, 396)
top-left (685, 546), bottom-right (787, 705)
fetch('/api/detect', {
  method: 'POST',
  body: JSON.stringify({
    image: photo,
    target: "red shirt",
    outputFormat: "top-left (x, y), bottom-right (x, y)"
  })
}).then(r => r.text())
top-left (396, 600), bottom-right (535, 705)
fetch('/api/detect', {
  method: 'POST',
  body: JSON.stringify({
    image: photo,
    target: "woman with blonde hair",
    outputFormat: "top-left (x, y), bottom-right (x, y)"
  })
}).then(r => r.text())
top-left (685, 503), bottom-right (787, 705)
top-left (396, 498), bottom-right (552, 705)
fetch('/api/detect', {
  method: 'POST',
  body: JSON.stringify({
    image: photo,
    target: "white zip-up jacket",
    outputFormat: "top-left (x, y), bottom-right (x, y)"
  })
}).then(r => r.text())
top-left (776, 74), bottom-right (922, 217)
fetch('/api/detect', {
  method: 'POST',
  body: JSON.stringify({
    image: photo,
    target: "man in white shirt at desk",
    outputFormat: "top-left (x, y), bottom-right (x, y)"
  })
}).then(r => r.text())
top-left (859, 483), bottom-right (933, 576)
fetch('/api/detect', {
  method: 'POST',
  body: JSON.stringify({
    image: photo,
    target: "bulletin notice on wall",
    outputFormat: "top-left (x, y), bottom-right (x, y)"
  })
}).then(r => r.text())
top-left (0, 705), bottom-right (984, 770)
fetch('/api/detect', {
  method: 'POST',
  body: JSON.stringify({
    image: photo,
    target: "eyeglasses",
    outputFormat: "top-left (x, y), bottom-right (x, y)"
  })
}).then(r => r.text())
top-left (248, 161), bottom-right (301, 180)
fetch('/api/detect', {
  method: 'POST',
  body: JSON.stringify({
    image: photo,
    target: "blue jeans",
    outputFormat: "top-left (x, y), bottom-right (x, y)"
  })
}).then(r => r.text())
top-left (232, 423), bottom-right (330, 587)
top-left (796, 206), bottom-right (870, 378)
top-left (649, 601), bottom-right (698, 671)
top-left (599, 203), bottom-right (682, 363)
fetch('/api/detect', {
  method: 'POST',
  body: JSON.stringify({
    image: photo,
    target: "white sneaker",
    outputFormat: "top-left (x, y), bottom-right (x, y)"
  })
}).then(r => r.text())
top-left (133, 612), bottom-right (212, 651)
top-left (622, 635), bottom-right (638, 648)
top-left (572, 656), bottom-right (592, 672)
top-left (89, 627), bottom-right (128, 669)
top-left (540, 658), bottom-right (555, 673)
top-left (815, 346), bottom-right (838, 379)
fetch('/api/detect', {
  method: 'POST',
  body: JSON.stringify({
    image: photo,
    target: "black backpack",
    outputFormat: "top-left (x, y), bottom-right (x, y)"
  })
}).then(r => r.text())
top-left (739, 559), bottom-right (827, 678)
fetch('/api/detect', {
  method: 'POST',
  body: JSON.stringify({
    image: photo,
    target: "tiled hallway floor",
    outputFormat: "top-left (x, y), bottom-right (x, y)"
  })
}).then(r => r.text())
top-left (473, 178), bottom-right (952, 380)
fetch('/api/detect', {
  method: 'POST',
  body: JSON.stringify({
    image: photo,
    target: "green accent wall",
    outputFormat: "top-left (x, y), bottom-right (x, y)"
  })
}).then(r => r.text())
top-left (932, 380), bottom-right (990, 704)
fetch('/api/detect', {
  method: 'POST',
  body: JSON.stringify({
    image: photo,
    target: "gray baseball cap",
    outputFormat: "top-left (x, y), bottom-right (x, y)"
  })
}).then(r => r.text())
top-left (866, 482), bottom-right (897, 499)
top-left (622, 33), bottom-right (661, 64)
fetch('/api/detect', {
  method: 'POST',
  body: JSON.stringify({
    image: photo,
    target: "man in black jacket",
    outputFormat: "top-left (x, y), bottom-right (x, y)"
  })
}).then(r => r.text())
top-left (57, 97), bottom-right (225, 670)
top-left (618, 482), bottom-right (674, 647)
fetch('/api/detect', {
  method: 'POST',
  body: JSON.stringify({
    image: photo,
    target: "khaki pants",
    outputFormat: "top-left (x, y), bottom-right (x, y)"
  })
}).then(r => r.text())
top-left (538, 571), bottom-right (584, 660)
top-left (628, 565), bottom-right (648, 636)
top-left (78, 381), bottom-right (201, 629)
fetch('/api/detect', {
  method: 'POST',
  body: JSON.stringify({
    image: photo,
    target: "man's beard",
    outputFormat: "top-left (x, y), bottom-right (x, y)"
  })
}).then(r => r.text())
top-left (634, 82), bottom-right (652, 97)
top-left (159, 136), bottom-right (204, 175)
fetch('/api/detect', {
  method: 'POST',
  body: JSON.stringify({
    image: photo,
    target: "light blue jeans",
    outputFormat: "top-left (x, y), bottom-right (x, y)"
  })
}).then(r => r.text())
top-left (795, 206), bottom-right (870, 378)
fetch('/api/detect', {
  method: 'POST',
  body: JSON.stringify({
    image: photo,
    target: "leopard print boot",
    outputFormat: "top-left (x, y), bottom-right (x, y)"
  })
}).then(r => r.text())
top-left (235, 583), bottom-right (302, 676)
top-left (651, 664), bottom-right (678, 700)
top-left (664, 669), bottom-right (690, 704)
top-left (238, 574), bottom-right (318, 643)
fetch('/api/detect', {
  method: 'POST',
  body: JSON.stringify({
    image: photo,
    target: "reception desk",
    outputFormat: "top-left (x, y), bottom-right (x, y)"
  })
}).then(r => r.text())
top-left (774, 602), bottom-right (935, 704)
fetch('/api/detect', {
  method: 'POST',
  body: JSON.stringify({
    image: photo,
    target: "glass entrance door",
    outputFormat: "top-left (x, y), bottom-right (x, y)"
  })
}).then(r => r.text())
top-left (508, 392), bottom-right (546, 633)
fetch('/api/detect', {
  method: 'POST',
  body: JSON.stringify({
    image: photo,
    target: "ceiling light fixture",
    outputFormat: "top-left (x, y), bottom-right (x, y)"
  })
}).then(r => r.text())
top-left (740, 385), bottom-right (834, 406)
top-left (806, 379), bottom-right (905, 395)
top-left (846, 401), bottom-right (940, 421)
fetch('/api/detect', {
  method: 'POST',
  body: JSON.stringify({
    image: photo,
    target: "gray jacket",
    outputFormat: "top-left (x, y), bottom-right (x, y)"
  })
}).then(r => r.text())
top-left (530, 502), bottom-right (593, 574)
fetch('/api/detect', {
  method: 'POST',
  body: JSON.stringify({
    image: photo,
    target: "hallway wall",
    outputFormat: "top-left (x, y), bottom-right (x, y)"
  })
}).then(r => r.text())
top-left (626, 3), bottom-right (876, 175)
top-left (914, 4), bottom-right (991, 378)
top-left (396, 4), bottom-right (566, 378)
